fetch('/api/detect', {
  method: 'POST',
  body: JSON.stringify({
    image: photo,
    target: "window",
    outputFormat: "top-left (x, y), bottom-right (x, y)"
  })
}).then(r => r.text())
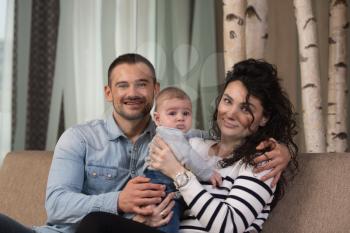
top-left (0, 0), bottom-right (13, 163)
top-left (0, 0), bottom-right (8, 88)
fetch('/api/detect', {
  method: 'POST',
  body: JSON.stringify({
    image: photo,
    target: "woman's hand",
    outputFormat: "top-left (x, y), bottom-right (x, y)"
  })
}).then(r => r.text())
top-left (253, 138), bottom-right (291, 187)
top-left (210, 170), bottom-right (222, 188)
top-left (133, 193), bottom-right (176, 227)
top-left (149, 136), bottom-right (186, 179)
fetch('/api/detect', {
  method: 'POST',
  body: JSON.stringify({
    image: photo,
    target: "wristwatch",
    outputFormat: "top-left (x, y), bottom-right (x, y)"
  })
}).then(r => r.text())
top-left (174, 171), bottom-right (192, 189)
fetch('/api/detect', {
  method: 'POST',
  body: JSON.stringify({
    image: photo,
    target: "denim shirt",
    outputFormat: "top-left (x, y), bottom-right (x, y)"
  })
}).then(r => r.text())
top-left (34, 115), bottom-right (156, 233)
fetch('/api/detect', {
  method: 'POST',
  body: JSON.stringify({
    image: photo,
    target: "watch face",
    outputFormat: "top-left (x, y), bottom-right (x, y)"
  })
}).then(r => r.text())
top-left (175, 172), bottom-right (189, 188)
top-left (177, 174), bottom-right (187, 186)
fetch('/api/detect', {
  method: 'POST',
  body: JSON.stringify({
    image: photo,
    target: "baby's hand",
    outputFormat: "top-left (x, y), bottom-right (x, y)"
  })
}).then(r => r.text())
top-left (209, 171), bottom-right (222, 188)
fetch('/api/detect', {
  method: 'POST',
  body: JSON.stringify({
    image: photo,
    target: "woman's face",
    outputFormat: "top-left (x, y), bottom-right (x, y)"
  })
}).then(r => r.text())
top-left (217, 80), bottom-right (268, 142)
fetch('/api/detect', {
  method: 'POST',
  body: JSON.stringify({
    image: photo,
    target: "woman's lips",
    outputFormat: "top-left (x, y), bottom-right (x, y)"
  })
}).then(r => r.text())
top-left (222, 119), bottom-right (239, 128)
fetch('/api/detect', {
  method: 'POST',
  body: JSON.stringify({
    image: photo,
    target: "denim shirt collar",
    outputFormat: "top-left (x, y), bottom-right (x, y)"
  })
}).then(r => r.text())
top-left (106, 114), bottom-right (156, 141)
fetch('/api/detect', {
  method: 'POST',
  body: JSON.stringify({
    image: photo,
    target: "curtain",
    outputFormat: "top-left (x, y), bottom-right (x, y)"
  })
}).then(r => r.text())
top-left (155, 0), bottom-right (219, 129)
top-left (188, 0), bottom-right (219, 130)
top-left (11, 0), bottom-right (17, 151)
top-left (46, 0), bottom-right (74, 149)
top-left (0, 0), bottom-right (15, 163)
top-left (46, 0), bottom-right (105, 149)
top-left (12, 0), bottom-right (31, 151)
top-left (72, 0), bottom-right (105, 124)
top-left (25, 0), bottom-right (59, 150)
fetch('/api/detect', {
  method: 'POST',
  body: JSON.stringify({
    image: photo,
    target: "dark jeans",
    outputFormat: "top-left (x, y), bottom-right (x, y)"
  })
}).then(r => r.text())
top-left (0, 213), bottom-right (35, 233)
top-left (76, 212), bottom-right (164, 233)
top-left (144, 169), bottom-right (184, 233)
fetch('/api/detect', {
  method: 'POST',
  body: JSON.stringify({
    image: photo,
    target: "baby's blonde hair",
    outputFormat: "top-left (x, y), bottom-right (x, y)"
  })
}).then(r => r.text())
top-left (155, 87), bottom-right (192, 111)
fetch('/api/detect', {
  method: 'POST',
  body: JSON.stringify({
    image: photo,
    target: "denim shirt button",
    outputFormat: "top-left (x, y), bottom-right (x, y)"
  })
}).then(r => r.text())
top-left (92, 172), bottom-right (97, 177)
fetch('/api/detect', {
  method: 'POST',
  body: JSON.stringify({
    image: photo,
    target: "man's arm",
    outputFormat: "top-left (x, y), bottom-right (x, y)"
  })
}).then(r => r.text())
top-left (45, 128), bottom-right (164, 224)
top-left (45, 128), bottom-right (119, 224)
top-left (253, 138), bottom-right (292, 187)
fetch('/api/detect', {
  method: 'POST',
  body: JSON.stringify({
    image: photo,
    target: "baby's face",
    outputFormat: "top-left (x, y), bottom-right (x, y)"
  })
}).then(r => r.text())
top-left (154, 98), bottom-right (192, 133)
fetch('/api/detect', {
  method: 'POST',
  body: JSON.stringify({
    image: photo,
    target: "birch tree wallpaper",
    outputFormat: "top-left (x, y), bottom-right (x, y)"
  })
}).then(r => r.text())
top-left (222, 0), bottom-right (348, 153)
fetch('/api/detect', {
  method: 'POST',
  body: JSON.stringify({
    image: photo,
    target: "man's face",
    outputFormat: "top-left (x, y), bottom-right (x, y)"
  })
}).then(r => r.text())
top-left (105, 62), bottom-right (159, 121)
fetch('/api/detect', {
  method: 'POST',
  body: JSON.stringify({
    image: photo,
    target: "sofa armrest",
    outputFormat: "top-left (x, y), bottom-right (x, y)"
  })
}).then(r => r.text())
top-left (0, 151), bottom-right (53, 226)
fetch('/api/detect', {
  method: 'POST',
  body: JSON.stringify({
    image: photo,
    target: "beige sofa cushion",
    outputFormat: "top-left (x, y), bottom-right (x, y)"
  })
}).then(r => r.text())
top-left (263, 153), bottom-right (350, 233)
top-left (0, 151), bottom-right (52, 226)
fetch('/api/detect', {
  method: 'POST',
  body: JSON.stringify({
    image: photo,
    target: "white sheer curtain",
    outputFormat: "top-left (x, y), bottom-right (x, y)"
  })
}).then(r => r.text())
top-left (47, 0), bottom-right (105, 149)
top-left (73, 0), bottom-right (105, 123)
top-left (115, 0), bottom-right (157, 63)
top-left (0, 0), bottom-right (14, 163)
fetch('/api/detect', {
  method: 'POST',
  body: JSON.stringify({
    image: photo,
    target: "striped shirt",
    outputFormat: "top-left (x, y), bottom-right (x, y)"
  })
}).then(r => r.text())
top-left (179, 138), bottom-right (275, 233)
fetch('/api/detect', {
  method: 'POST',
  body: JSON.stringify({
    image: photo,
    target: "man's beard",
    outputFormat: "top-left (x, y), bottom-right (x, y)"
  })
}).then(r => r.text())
top-left (113, 96), bottom-right (153, 121)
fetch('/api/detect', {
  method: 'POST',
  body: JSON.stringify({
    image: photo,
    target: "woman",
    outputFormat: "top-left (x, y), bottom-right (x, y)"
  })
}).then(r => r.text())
top-left (75, 59), bottom-right (298, 233)
top-left (147, 59), bottom-right (298, 233)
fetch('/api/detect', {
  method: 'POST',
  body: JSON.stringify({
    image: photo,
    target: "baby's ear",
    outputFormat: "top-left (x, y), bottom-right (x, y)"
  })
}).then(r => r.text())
top-left (153, 112), bottom-right (161, 126)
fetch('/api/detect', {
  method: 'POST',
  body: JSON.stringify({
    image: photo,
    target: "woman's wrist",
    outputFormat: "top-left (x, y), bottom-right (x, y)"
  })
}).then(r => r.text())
top-left (169, 166), bottom-right (187, 180)
top-left (173, 170), bottom-right (193, 189)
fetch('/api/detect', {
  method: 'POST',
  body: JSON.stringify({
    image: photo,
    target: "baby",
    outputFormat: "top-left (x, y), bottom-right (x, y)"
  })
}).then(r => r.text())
top-left (144, 86), bottom-right (221, 233)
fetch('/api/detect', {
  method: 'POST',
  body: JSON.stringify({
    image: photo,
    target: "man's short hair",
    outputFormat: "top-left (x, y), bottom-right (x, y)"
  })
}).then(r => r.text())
top-left (155, 87), bottom-right (192, 111)
top-left (107, 53), bottom-right (156, 86)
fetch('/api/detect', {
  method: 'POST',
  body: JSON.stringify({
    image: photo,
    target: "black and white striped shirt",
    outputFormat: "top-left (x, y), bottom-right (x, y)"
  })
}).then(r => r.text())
top-left (179, 138), bottom-right (275, 233)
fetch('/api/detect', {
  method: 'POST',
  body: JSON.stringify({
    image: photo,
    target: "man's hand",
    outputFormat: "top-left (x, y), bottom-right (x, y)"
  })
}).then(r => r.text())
top-left (118, 176), bottom-right (165, 215)
top-left (133, 193), bottom-right (175, 227)
top-left (253, 138), bottom-right (291, 187)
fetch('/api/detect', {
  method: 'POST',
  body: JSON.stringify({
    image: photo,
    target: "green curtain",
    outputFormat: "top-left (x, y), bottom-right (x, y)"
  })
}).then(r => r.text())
top-left (156, 0), bottom-right (219, 130)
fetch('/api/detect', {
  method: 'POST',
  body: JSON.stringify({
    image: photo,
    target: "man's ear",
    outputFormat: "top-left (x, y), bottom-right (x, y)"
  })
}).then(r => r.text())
top-left (154, 82), bottom-right (160, 96)
top-left (104, 85), bottom-right (112, 102)
top-left (153, 112), bottom-right (161, 126)
top-left (259, 116), bottom-right (269, 127)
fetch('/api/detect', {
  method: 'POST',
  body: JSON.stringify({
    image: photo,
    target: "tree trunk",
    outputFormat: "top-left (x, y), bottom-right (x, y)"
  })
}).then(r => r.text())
top-left (245, 0), bottom-right (268, 59)
top-left (223, 0), bottom-right (246, 72)
top-left (327, 0), bottom-right (348, 152)
top-left (294, 0), bottom-right (326, 152)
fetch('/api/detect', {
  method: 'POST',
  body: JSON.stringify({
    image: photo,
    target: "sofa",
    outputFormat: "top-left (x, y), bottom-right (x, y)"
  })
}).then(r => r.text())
top-left (0, 151), bottom-right (349, 232)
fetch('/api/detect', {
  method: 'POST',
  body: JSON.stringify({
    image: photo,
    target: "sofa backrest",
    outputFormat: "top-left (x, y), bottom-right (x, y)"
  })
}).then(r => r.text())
top-left (263, 153), bottom-right (350, 233)
top-left (0, 151), bottom-right (349, 231)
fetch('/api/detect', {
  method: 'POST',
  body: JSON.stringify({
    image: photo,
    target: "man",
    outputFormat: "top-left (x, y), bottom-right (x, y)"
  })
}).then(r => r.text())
top-left (0, 53), bottom-right (290, 233)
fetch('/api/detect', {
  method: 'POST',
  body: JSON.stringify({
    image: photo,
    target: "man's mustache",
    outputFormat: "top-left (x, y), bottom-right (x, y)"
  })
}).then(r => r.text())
top-left (123, 96), bottom-right (146, 102)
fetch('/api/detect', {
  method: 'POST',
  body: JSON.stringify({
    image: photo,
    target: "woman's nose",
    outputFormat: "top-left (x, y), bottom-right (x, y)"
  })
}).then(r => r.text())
top-left (227, 106), bottom-right (238, 119)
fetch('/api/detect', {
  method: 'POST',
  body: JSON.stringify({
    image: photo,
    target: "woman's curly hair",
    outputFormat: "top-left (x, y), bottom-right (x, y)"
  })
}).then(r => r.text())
top-left (210, 59), bottom-right (298, 209)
